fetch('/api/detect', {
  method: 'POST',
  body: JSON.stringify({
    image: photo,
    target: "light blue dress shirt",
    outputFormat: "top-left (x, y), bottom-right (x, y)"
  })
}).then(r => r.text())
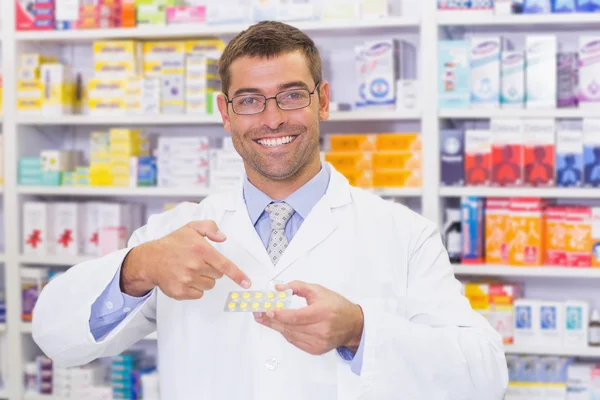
top-left (89, 163), bottom-right (365, 375)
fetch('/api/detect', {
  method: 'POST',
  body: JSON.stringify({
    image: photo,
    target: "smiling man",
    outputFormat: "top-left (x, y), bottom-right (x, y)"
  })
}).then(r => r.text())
top-left (32, 21), bottom-right (508, 400)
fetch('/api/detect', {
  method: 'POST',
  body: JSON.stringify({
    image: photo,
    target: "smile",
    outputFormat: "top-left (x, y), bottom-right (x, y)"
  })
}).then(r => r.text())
top-left (255, 136), bottom-right (298, 148)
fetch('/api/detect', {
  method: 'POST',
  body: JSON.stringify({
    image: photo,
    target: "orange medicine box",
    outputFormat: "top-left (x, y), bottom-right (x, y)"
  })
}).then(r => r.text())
top-left (324, 152), bottom-right (372, 170)
top-left (488, 283), bottom-right (521, 345)
top-left (546, 206), bottom-right (567, 266)
top-left (565, 206), bottom-right (592, 267)
top-left (464, 283), bottom-right (490, 320)
top-left (372, 169), bottom-right (421, 188)
top-left (376, 133), bottom-right (421, 151)
top-left (592, 208), bottom-right (600, 268)
top-left (372, 151), bottom-right (421, 169)
top-left (329, 134), bottom-right (376, 152)
top-left (485, 198), bottom-right (510, 264)
top-left (337, 169), bottom-right (372, 188)
top-left (508, 198), bottom-right (545, 266)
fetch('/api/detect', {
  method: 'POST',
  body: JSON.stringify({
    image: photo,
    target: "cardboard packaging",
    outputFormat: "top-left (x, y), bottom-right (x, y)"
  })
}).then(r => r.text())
top-left (578, 36), bottom-right (600, 110)
top-left (465, 130), bottom-right (492, 186)
top-left (508, 198), bottom-right (545, 266)
top-left (325, 152), bottom-right (372, 171)
top-left (51, 202), bottom-right (82, 256)
top-left (16, 0), bottom-right (55, 30)
top-left (556, 130), bottom-right (584, 187)
top-left (438, 40), bottom-right (470, 109)
top-left (583, 119), bottom-right (600, 187)
top-left (488, 283), bottom-right (521, 345)
top-left (557, 52), bottom-right (579, 108)
top-left (23, 202), bottom-right (52, 255)
top-left (593, 207), bottom-right (600, 268)
top-left (514, 299), bottom-right (540, 347)
top-left (329, 134), bottom-right (377, 152)
top-left (546, 206), bottom-right (567, 266)
top-left (485, 198), bottom-right (510, 264)
top-left (491, 119), bottom-right (523, 186)
top-left (470, 37), bottom-right (508, 109)
top-left (501, 51), bottom-right (525, 108)
top-left (564, 300), bottom-right (589, 348)
top-left (440, 129), bottom-right (465, 187)
top-left (526, 35), bottom-right (558, 109)
top-left (523, 119), bottom-right (555, 186)
top-left (565, 206), bottom-right (592, 267)
top-left (362, 39), bottom-right (399, 110)
top-left (539, 301), bottom-right (565, 347)
top-left (461, 196), bottom-right (485, 263)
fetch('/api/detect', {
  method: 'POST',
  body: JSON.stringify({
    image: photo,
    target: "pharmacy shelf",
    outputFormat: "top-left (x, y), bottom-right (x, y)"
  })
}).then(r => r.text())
top-left (19, 255), bottom-right (94, 266)
top-left (17, 186), bottom-right (216, 198)
top-left (454, 265), bottom-right (600, 279)
top-left (504, 345), bottom-right (600, 358)
top-left (437, 12), bottom-right (600, 27)
top-left (370, 188), bottom-right (422, 197)
top-left (23, 395), bottom-right (60, 400)
top-left (16, 110), bottom-right (420, 126)
top-left (439, 187), bottom-right (600, 199)
top-left (439, 109), bottom-right (599, 119)
top-left (0, 324), bottom-right (6, 333)
top-left (14, 17), bottom-right (420, 42)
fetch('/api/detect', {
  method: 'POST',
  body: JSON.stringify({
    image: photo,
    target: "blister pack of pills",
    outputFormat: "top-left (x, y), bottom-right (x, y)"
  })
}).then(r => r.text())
top-left (223, 289), bottom-right (293, 312)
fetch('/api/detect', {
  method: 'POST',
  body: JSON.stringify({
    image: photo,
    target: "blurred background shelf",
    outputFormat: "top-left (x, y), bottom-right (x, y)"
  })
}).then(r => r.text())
top-left (439, 187), bottom-right (600, 199)
top-left (454, 265), bottom-right (600, 279)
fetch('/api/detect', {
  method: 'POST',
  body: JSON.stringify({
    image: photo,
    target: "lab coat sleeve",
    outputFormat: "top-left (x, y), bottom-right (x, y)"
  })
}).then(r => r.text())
top-left (32, 225), bottom-right (158, 368)
top-left (357, 216), bottom-right (508, 400)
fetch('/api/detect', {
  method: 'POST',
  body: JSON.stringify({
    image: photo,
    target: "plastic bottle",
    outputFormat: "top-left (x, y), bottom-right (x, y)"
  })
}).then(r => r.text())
top-left (444, 209), bottom-right (462, 264)
top-left (589, 309), bottom-right (600, 347)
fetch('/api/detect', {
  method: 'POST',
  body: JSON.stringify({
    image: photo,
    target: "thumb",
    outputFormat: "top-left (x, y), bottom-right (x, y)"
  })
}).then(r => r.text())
top-left (275, 280), bottom-right (319, 304)
top-left (187, 220), bottom-right (227, 242)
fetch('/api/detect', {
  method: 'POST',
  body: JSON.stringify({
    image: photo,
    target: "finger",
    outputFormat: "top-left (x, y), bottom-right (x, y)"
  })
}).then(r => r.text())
top-left (187, 220), bottom-right (227, 242)
top-left (196, 241), bottom-right (251, 289)
top-left (172, 286), bottom-right (204, 301)
top-left (275, 280), bottom-right (319, 303)
top-left (188, 275), bottom-right (216, 291)
top-left (269, 305), bottom-right (323, 326)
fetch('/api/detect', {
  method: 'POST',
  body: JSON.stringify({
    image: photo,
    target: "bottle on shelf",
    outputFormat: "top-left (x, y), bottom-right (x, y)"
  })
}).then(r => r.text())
top-left (444, 209), bottom-right (462, 264)
top-left (589, 310), bottom-right (600, 347)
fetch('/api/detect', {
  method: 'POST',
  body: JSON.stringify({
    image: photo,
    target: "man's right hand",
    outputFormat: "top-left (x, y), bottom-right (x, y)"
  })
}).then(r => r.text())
top-left (120, 221), bottom-right (251, 300)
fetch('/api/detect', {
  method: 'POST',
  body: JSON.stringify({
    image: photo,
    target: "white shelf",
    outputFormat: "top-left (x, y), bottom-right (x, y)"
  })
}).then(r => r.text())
top-left (16, 110), bottom-right (420, 126)
top-left (14, 17), bottom-right (420, 42)
top-left (454, 265), bottom-right (600, 279)
top-left (437, 12), bottom-right (600, 27)
top-left (505, 345), bottom-right (600, 358)
top-left (17, 186), bottom-right (216, 198)
top-left (439, 187), bottom-right (600, 199)
top-left (371, 188), bottom-right (422, 197)
top-left (23, 394), bottom-right (62, 400)
top-left (19, 255), bottom-right (94, 266)
top-left (439, 108), bottom-right (599, 119)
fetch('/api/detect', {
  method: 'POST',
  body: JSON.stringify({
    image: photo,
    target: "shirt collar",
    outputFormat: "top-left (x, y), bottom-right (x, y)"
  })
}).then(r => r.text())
top-left (243, 163), bottom-right (331, 225)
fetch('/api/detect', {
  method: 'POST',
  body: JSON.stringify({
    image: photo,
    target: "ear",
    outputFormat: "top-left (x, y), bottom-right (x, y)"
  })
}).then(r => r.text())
top-left (217, 93), bottom-right (232, 132)
top-left (318, 81), bottom-right (331, 122)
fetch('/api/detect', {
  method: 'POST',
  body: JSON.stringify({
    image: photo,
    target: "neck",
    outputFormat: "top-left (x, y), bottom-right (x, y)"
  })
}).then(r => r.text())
top-left (247, 157), bottom-right (321, 200)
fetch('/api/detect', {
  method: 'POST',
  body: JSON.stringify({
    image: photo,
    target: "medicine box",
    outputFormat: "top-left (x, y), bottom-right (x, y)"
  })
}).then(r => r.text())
top-left (514, 299), bottom-right (540, 347)
top-left (593, 207), bottom-right (600, 268)
top-left (461, 196), bottom-right (485, 263)
top-left (51, 202), bottom-right (82, 256)
top-left (325, 152), bottom-right (372, 171)
top-left (557, 53), bottom-right (579, 108)
top-left (526, 35), bottom-right (558, 109)
top-left (464, 283), bottom-right (490, 319)
top-left (376, 133), bottom-right (420, 151)
top-left (539, 301), bottom-right (564, 347)
top-left (554, 0), bottom-right (577, 11)
top-left (583, 119), bottom-right (600, 187)
top-left (488, 283), bottom-right (520, 345)
top-left (372, 169), bottom-right (421, 188)
top-left (16, 0), bottom-right (55, 31)
top-left (329, 134), bottom-right (376, 152)
top-left (501, 51), bottom-right (525, 108)
top-left (362, 39), bottom-right (398, 110)
top-left (23, 202), bottom-right (52, 255)
top-left (438, 40), bottom-right (470, 109)
top-left (166, 6), bottom-right (207, 24)
top-left (337, 169), bottom-right (373, 188)
top-left (319, 0), bottom-right (360, 20)
top-left (440, 129), bottom-right (464, 187)
top-left (470, 37), bottom-right (508, 109)
top-left (556, 130), bottom-right (584, 187)
top-left (491, 119), bottom-right (523, 186)
top-left (523, 119), bottom-right (555, 186)
top-left (564, 300), bottom-right (589, 348)
top-left (546, 206), bottom-right (567, 266)
top-left (578, 37), bottom-right (600, 110)
top-left (508, 197), bottom-right (545, 266)
top-left (524, 0), bottom-right (552, 12)
top-left (485, 198), bottom-right (510, 264)
top-left (464, 130), bottom-right (492, 186)
top-left (565, 206), bottom-right (592, 267)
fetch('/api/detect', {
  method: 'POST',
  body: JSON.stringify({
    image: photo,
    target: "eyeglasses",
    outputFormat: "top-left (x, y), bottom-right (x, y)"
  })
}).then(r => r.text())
top-left (225, 82), bottom-right (321, 115)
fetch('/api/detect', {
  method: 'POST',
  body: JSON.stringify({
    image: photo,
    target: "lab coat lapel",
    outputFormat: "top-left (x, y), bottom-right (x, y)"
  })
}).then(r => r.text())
top-left (221, 187), bottom-right (273, 268)
top-left (273, 168), bottom-right (352, 274)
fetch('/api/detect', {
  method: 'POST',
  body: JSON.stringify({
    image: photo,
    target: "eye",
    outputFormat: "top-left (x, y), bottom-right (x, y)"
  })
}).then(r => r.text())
top-left (239, 97), bottom-right (258, 106)
top-left (284, 91), bottom-right (305, 100)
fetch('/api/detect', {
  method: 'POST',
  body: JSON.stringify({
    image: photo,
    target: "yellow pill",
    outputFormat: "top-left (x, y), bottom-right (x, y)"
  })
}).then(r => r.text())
top-left (228, 302), bottom-right (236, 309)
top-left (254, 292), bottom-right (263, 299)
top-left (264, 302), bottom-right (272, 309)
top-left (276, 302), bottom-right (285, 309)
top-left (278, 291), bottom-right (287, 299)
top-left (267, 292), bottom-right (275, 299)
top-left (231, 292), bottom-right (239, 300)
top-left (240, 302), bottom-right (248, 309)
top-left (252, 302), bottom-right (260, 309)
top-left (243, 292), bottom-right (251, 299)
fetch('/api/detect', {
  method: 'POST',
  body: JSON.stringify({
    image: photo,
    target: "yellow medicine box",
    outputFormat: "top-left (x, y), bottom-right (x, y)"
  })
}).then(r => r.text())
top-left (94, 60), bottom-right (140, 78)
top-left (325, 152), bottom-right (372, 170)
top-left (20, 54), bottom-right (58, 69)
top-left (337, 168), bottom-right (373, 188)
top-left (376, 133), bottom-right (421, 151)
top-left (93, 40), bottom-right (141, 61)
top-left (372, 151), bottom-right (420, 170)
top-left (185, 39), bottom-right (226, 55)
top-left (372, 169), bottom-right (422, 188)
top-left (329, 134), bottom-right (377, 152)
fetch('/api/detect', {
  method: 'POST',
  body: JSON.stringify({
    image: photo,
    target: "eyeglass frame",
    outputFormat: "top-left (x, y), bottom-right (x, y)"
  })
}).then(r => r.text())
top-left (224, 81), bottom-right (321, 115)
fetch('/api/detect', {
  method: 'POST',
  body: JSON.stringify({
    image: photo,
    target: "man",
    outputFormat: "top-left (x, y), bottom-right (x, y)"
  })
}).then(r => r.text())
top-left (33, 21), bottom-right (508, 399)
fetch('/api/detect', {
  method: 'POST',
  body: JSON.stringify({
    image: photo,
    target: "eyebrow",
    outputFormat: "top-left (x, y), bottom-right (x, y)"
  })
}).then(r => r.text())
top-left (231, 80), bottom-right (311, 97)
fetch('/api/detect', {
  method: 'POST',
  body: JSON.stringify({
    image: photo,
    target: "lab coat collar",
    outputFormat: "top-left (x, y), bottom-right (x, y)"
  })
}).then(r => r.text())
top-left (222, 163), bottom-right (352, 274)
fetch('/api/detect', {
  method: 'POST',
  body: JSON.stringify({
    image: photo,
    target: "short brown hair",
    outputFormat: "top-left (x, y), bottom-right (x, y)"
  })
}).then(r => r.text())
top-left (218, 21), bottom-right (322, 96)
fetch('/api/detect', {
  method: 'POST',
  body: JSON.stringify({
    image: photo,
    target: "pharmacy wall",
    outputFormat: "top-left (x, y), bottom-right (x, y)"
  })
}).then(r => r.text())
top-left (0, 0), bottom-right (600, 399)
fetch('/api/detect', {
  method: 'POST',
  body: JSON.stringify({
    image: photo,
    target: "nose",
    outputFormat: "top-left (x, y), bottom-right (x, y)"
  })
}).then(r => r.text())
top-left (260, 97), bottom-right (285, 130)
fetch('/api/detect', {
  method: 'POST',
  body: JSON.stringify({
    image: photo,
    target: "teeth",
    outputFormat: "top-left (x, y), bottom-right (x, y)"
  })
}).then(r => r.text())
top-left (258, 136), bottom-right (295, 147)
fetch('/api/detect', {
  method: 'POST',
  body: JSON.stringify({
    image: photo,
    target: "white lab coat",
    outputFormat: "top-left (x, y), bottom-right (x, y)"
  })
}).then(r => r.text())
top-left (33, 166), bottom-right (508, 400)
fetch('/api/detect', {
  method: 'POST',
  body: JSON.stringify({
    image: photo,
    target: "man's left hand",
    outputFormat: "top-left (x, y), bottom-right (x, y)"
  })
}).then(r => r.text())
top-left (254, 280), bottom-right (364, 356)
